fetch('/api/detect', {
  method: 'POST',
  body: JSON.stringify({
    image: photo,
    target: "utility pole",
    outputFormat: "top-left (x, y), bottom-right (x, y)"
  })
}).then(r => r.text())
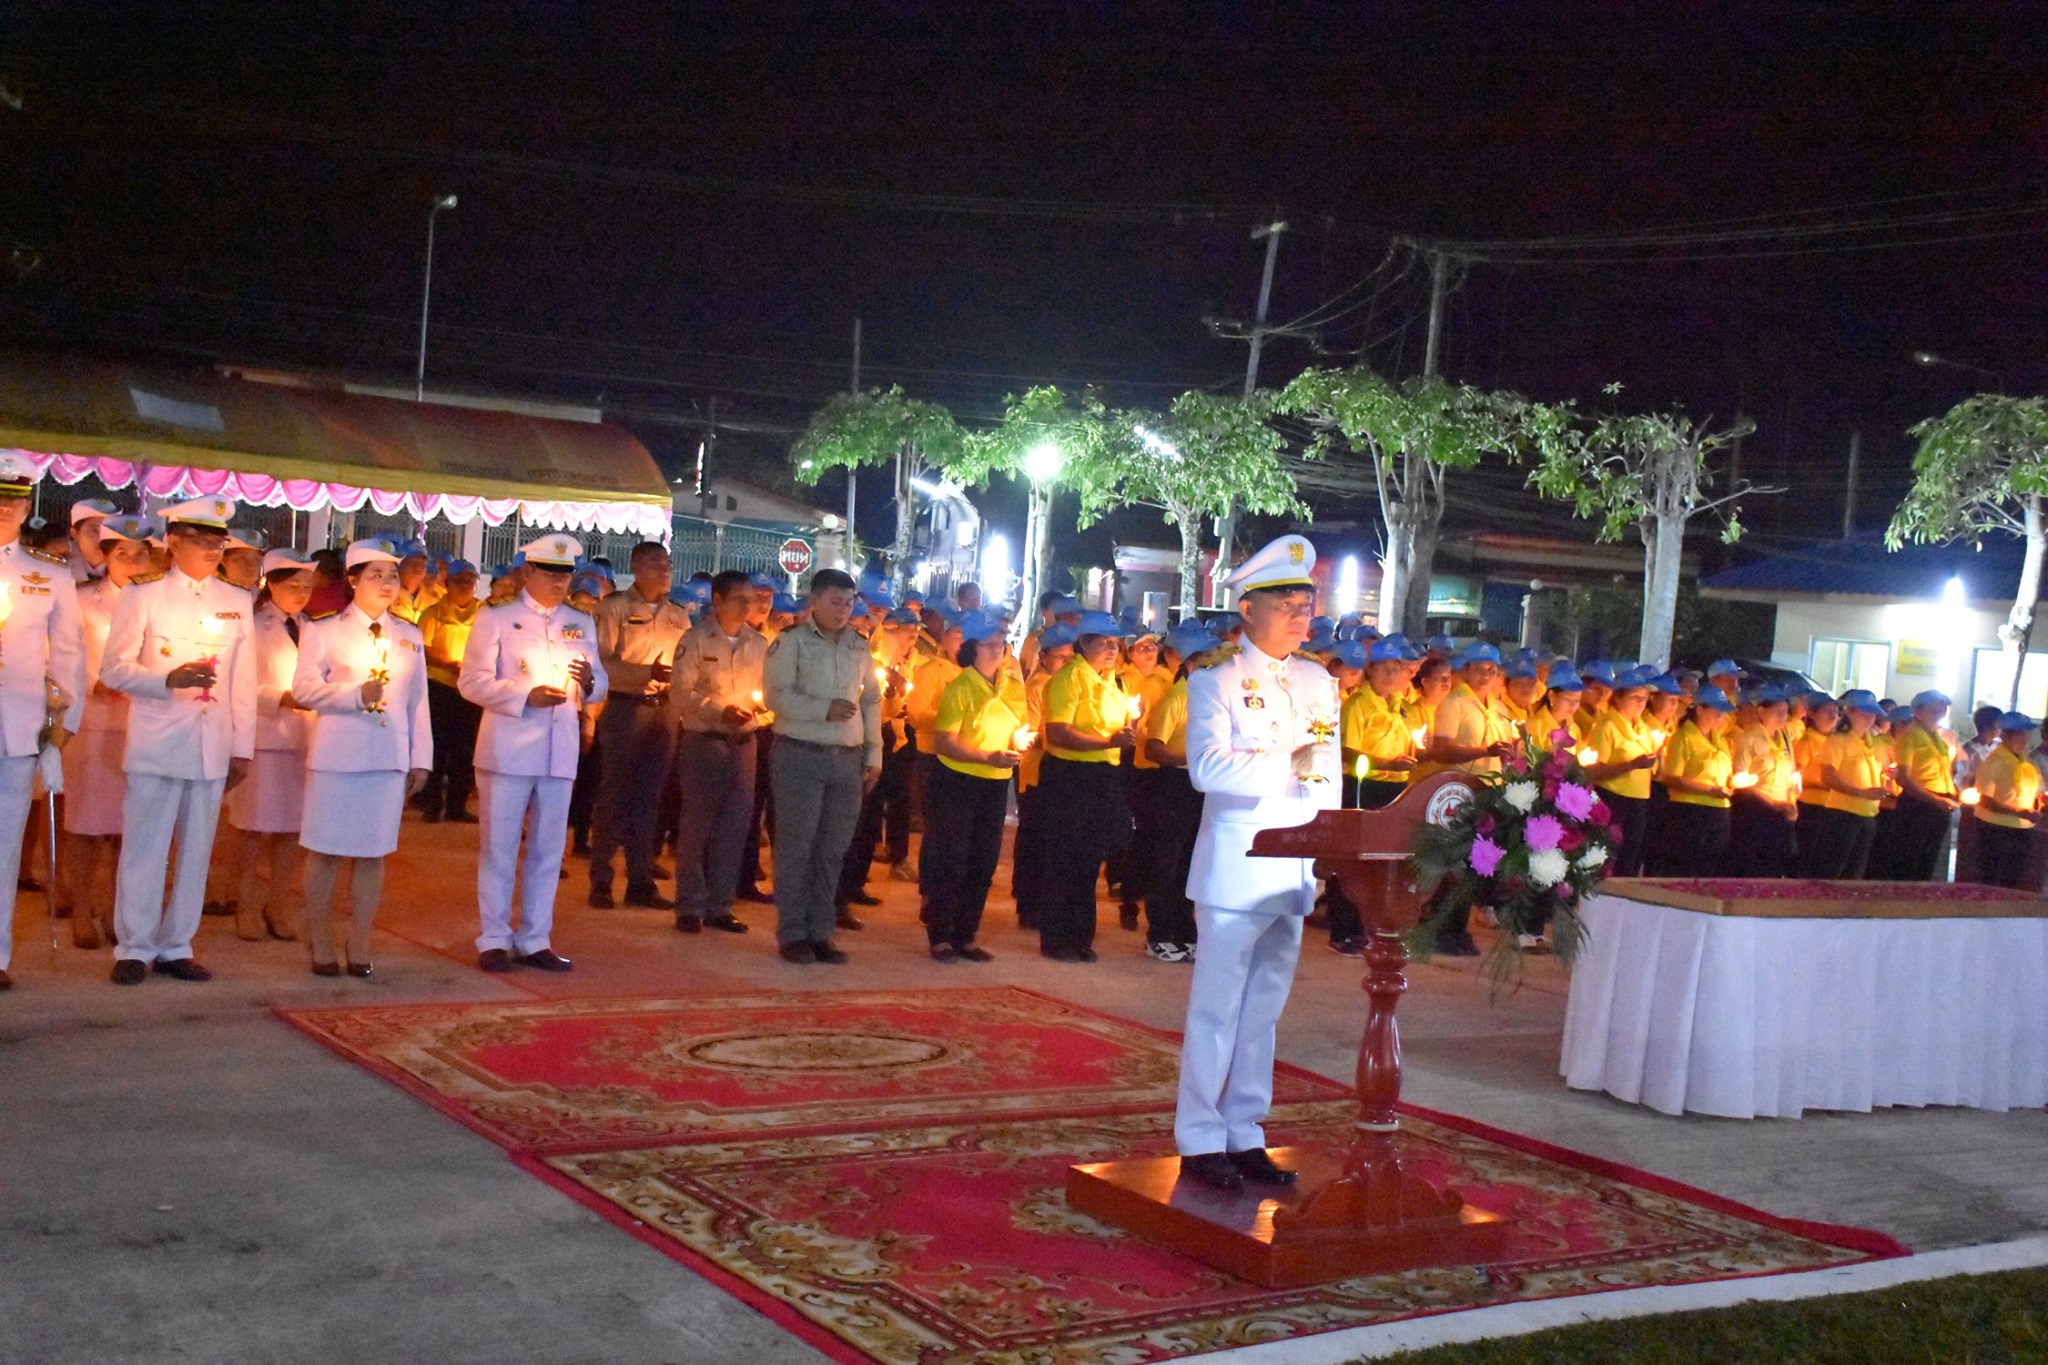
top-left (846, 316), bottom-right (860, 569)
top-left (415, 193), bottom-right (457, 401)
top-left (1421, 247), bottom-right (1449, 380)
top-left (1842, 430), bottom-right (1860, 537)
top-left (1212, 218), bottom-right (1287, 607)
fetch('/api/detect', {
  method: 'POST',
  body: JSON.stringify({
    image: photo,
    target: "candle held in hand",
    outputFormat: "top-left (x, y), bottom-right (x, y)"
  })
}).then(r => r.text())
top-left (1730, 771), bottom-right (1758, 789)
top-left (1576, 746), bottom-right (1599, 766)
top-left (1962, 787), bottom-right (1982, 806)
top-left (1411, 726), bottom-right (1428, 748)
top-left (1010, 725), bottom-right (1037, 752)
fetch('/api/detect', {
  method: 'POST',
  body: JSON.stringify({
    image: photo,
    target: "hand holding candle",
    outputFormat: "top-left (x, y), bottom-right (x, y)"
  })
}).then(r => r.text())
top-left (1730, 771), bottom-right (1759, 791)
top-left (1010, 725), bottom-right (1037, 752)
top-left (1962, 787), bottom-right (1981, 806)
top-left (195, 617), bottom-right (224, 703)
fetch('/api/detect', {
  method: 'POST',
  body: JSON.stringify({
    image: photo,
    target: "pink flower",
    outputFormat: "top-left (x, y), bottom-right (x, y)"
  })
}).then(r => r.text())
top-left (1525, 815), bottom-right (1565, 852)
top-left (1476, 813), bottom-right (1496, 836)
top-left (1470, 836), bottom-right (1507, 877)
top-left (1505, 750), bottom-right (1529, 774)
top-left (1548, 728), bottom-right (1573, 749)
top-left (1589, 799), bottom-right (1612, 825)
top-left (1554, 783), bottom-right (1597, 821)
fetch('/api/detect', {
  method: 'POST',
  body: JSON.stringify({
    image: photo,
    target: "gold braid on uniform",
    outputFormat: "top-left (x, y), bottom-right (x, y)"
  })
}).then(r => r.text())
top-left (305, 605), bottom-right (341, 621)
top-left (127, 570), bottom-right (166, 584)
top-left (26, 545), bottom-right (68, 566)
top-left (1195, 644), bottom-right (1241, 670)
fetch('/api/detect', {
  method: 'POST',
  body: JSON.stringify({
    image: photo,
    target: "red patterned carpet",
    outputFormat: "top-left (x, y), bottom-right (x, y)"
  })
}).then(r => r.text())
top-left (278, 987), bottom-right (1905, 1364)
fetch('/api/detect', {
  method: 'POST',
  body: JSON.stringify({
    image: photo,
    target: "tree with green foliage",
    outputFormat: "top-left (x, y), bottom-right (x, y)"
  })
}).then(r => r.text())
top-left (1887, 394), bottom-right (2048, 707)
top-left (790, 386), bottom-right (972, 588)
top-left (1527, 393), bottom-right (1762, 669)
top-left (1277, 369), bottom-right (1559, 637)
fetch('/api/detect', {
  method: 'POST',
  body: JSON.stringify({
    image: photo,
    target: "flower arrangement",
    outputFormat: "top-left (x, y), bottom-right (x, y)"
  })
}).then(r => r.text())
top-left (1408, 727), bottom-right (1621, 991)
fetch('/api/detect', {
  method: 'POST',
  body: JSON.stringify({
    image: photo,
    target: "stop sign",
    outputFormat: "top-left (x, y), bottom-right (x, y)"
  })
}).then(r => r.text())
top-left (777, 537), bottom-right (815, 576)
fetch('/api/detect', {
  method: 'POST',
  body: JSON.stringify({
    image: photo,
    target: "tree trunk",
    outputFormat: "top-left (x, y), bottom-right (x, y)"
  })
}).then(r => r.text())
top-left (1400, 514), bottom-right (1439, 643)
top-left (1175, 515), bottom-right (1203, 621)
top-left (1032, 485), bottom-right (1057, 614)
top-left (1638, 511), bottom-right (1686, 670)
top-left (890, 447), bottom-right (915, 592)
top-left (2004, 494), bottom-right (2044, 708)
top-left (1376, 508), bottom-right (1409, 635)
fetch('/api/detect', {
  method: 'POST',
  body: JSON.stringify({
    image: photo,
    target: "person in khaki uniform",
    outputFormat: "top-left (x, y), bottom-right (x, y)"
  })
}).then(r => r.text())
top-left (668, 569), bottom-right (769, 935)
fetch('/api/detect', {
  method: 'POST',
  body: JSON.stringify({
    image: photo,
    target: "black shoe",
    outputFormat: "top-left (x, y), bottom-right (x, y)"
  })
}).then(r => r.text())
top-left (622, 886), bottom-right (674, 911)
top-left (736, 886), bottom-right (775, 904)
top-left (1041, 947), bottom-right (1084, 963)
top-left (1329, 936), bottom-right (1365, 957)
top-left (201, 898), bottom-right (232, 917)
top-left (570, 841), bottom-right (591, 858)
top-left (1076, 947), bottom-right (1098, 963)
top-left (0, 967), bottom-right (10, 990)
top-left (478, 949), bottom-right (513, 973)
top-left (1119, 905), bottom-right (1140, 931)
top-left (705, 915), bottom-right (749, 934)
top-left (673, 915), bottom-right (703, 934)
top-left (346, 963), bottom-right (374, 979)
top-left (650, 862), bottom-right (673, 881)
top-left (1229, 1148), bottom-right (1299, 1186)
top-left (586, 888), bottom-right (616, 910)
top-left (1438, 934), bottom-right (1482, 958)
top-left (310, 960), bottom-right (341, 978)
top-left (1180, 1152), bottom-right (1245, 1191)
top-left (516, 949), bottom-right (574, 973)
top-left (452, 811), bottom-right (479, 824)
top-left (421, 809), bottom-right (443, 824)
top-left (152, 959), bottom-right (212, 982)
top-left (835, 910), bottom-right (865, 931)
top-left (956, 944), bottom-right (994, 963)
top-left (779, 941), bottom-right (817, 964)
top-left (111, 959), bottom-right (146, 986)
top-left (847, 890), bottom-right (882, 907)
top-left (930, 943), bottom-right (959, 962)
top-left (812, 941), bottom-right (848, 964)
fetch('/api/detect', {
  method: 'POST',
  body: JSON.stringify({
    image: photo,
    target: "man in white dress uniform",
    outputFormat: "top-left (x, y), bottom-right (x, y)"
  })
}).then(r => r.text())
top-left (458, 532), bottom-right (607, 973)
top-left (0, 456), bottom-right (85, 991)
top-left (1174, 534), bottom-right (1339, 1190)
top-left (102, 496), bottom-right (257, 985)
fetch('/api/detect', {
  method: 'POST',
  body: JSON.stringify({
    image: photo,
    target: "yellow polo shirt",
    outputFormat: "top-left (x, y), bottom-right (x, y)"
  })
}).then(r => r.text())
top-left (1144, 679), bottom-right (1191, 764)
top-left (1017, 668), bottom-right (1055, 791)
top-left (1823, 731), bottom-right (1886, 819)
top-left (908, 654), bottom-right (962, 753)
top-left (1417, 682), bottom-right (1513, 779)
top-left (1894, 722), bottom-right (1958, 799)
top-left (1587, 709), bottom-right (1658, 801)
top-left (1123, 666), bottom-right (1175, 770)
top-left (934, 667), bottom-right (1028, 781)
top-left (1975, 746), bottom-right (2041, 830)
top-left (1732, 725), bottom-right (1799, 805)
top-left (1795, 727), bottom-right (1835, 807)
top-left (1342, 685), bottom-right (1416, 784)
top-left (1664, 720), bottom-right (1734, 809)
top-left (1044, 655), bottom-right (1121, 765)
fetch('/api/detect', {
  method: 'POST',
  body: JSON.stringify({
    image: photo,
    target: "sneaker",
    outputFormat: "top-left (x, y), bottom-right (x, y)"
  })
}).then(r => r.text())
top-left (1146, 941), bottom-right (1189, 963)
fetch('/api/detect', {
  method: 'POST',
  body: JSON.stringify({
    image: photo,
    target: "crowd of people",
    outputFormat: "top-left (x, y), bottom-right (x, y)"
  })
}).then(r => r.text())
top-left (0, 446), bottom-right (2039, 995)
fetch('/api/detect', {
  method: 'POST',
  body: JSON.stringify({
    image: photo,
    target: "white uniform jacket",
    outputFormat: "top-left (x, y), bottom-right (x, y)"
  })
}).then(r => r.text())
top-left (0, 543), bottom-right (87, 753)
top-left (100, 567), bottom-right (256, 780)
top-left (1184, 640), bottom-right (1341, 913)
top-left (249, 600), bottom-right (312, 752)
top-left (76, 576), bottom-right (127, 735)
top-left (457, 591), bottom-right (608, 780)
top-left (292, 605), bottom-right (432, 775)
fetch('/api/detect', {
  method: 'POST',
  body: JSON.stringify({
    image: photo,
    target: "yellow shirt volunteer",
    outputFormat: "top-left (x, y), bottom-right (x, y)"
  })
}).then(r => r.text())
top-left (1894, 722), bottom-right (1958, 800)
top-left (1664, 720), bottom-right (1734, 809)
top-left (1018, 668), bottom-right (1056, 791)
top-left (1045, 655), bottom-right (1123, 765)
top-left (1975, 746), bottom-right (2042, 830)
top-left (1794, 727), bottom-right (1835, 807)
top-left (908, 653), bottom-right (962, 752)
top-left (418, 596), bottom-right (482, 688)
top-left (1417, 681), bottom-right (1513, 780)
top-left (1144, 678), bottom-right (1191, 762)
top-left (1587, 709), bottom-right (1658, 801)
top-left (933, 667), bottom-right (1028, 781)
top-left (1123, 666), bottom-right (1175, 769)
top-left (1823, 731), bottom-right (1886, 819)
top-left (1732, 725), bottom-right (1799, 805)
top-left (1342, 685), bottom-right (1416, 783)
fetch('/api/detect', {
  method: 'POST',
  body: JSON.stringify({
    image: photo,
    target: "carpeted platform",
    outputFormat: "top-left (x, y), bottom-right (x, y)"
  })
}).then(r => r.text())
top-left (277, 986), bottom-right (1907, 1364)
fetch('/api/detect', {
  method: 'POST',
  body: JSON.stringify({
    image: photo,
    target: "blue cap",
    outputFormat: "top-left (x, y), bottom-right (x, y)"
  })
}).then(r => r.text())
top-left (1213, 611), bottom-right (1243, 631)
top-left (958, 609), bottom-right (1004, 643)
top-left (678, 579), bottom-right (711, 606)
top-left (1582, 660), bottom-right (1617, 686)
top-left (1164, 623), bottom-right (1220, 659)
top-left (2000, 711), bottom-right (2038, 731)
top-left (1073, 610), bottom-right (1132, 638)
top-left (850, 599), bottom-right (871, 618)
top-left (1050, 596), bottom-right (1082, 616)
top-left (1805, 690), bottom-right (1839, 711)
top-left (1694, 685), bottom-right (1735, 711)
top-left (1910, 690), bottom-right (1951, 711)
top-left (1038, 622), bottom-right (1080, 651)
top-left (1609, 667), bottom-right (1651, 692)
top-left (1503, 659), bottom-right (1538, 681)
top-left (1644, 671), bottom-right (1685, 696)
top-left (1305, 630), bottom-right (1338, 654)
top-left (1453, 641), bottom-right (1502, 667)
top-left (1309, 615), bottom-right (1335, 635)
top-left (772, 592), bottom-right (800, 614)
top-left (1338, 612), bottom-right (1363, 626)
top-left (1838, 689), bottom-right (1885, 715)
top-left (750, 571), bottom-right (780, 590)
top-left (568, 571), bottom-right (607, 598)
top-left (1368, 638), bottom-right (1408, 664)
top-left (1545, 664), bottom-right (1585, 693)
top-left (445, 558), bottom-right (477, 578)
top-left (1400, 642), bottom-right (1425, 662)
top-left (1381, 632), bottom-right (1410, 648)
top-left (1331, 640), bottom-right (1369, 670)
top-left (1746, 683), bottom-right (1789, 706)
top-left (902, 590), bottom-right (925, 607)
top-left (885, 606), bottom-right (921, 626)
top-left (1426, 633), bottom-right (1455, 655)
top-left (1888, 705), bottom-right (1915, 726)
top-left (1707, 659), bottom-right (1742, 679)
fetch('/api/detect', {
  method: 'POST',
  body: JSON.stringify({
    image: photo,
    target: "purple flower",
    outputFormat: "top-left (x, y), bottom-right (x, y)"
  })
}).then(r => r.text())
top-left (1470, 836), bottom-right (1507, 877)
top-left (1554, 783), bottom-right (1597, 821)
top-left (1525, 814), bottom-right (1565, 852)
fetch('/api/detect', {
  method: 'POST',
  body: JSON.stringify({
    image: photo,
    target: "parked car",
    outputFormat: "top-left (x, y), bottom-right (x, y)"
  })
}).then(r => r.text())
top-left (1674, 654), bottom-right (1824, 695)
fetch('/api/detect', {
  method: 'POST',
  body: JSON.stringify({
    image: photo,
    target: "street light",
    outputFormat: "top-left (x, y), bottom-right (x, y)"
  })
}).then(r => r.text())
top-left (1025, 442), bottom-right (1064, 484)
top-left (415, 193), bottom-right (457, 401)
top-left (1913, 350), bottom-right (2004, 391)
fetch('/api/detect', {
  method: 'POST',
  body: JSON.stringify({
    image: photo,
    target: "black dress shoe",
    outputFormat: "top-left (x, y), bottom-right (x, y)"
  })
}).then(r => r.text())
top-left (515, 949), bottom-right (574, 973)
top-left (1076, 947), bottom-right (1098, 963)
top-left (1041, 947), bottom-right (1084, 963)
top-left (152, 959), bottom-right (213, 982)
top-left (586, 888), bottom-right (616, 910)
top-left (452, 811), bottom-right (479, 824)
top-left (0, 967), bottom-right (11, 990)
top-left (110, 960), bottom-right (145, 986)
top-left (956, 945), bottom-right (994, 963)
top-left (1180, 1152), bottom-right (1245, 1191)
top-left (835, 910), bottom-right (865, 931)
top-left (1119, 905), bottom-right (1140, 931)
top-left (673, 915), bottom-right (703, 934)
top-left (310, 960), bottom-right (341, 978)
top-left (778, 941), bottom-right (817, 964)
top-left (623, 886), bottom-right (675, 910)
top-left (650, 862), bottom-right (674, 881)
top-left (705, 915), bottom-right (749, 934)
top-left (847, 890), bottom-right (882, 907)
top-left (1229, 1148), bottom-right (1299, 1186)
top-left (200, 898), bottom-right (231, 917)
top-left (736, 886), bottom-right (775, 904)
top-left (929, 943), bottom-right (959, 962)
top-left (812, 942), bottom-right (849, 964)
top-left (421, 809), bottom-right (443, 824)
top-left (478, 949), bottom-right (513, 973)
top-left (346, 963), bottom-right (374, 979)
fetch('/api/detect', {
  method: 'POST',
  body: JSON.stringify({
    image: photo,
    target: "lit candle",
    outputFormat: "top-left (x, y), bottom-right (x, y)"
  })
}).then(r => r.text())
top-left (751, 689), bottom-right (764, 707)
top-left (1011, 725), bottom-right (1037, 752)
top-left (1730, 772), bottom-right (1758, 790)
top-left (1646, 729), bottom-right (1667, 748)
top-left (1126, 693), bottom-right (1144, 725)
top-left (1354, 754), bottom-right (1369, 780)
top-left (0, 581), bottom-right (12, 626)
top-left (1411, 726), bottom-right (1428, 748)
top-left (197, 617), bottom-right (224, 703)
top-left (1962, 787), bottom-right (1981, 806)
top-left (1576, 746), bottom-right (1599, 766)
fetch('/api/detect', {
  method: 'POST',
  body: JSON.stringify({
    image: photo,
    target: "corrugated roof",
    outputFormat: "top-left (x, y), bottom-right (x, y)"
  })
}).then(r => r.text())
top-left (1700, 534), bottom-right (2037, 603)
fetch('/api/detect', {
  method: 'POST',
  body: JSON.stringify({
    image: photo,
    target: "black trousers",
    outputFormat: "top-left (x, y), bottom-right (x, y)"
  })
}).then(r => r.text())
top-left (1728, 795), bottom-right (1798, 878)
top-left (1888, 793), bottom-right (1953, 882)
top-left (1144, 766), bottom-right (1203, 946)
top-left (422, 680), bottom-right (480, 818)
top-left (1796, 802), bottom-right (1836, 877)
top-left (1125, 767), bottom-right (1164, 924)
top-left (735, 729), bottom-right (775, 896)
top-left (1606, 792), bottom-right (1652, 877)
top-left (1036, 757), bottom-right (1122, 954)
top-left (1012, 778), bottom-right (1047, 927)
top-left (1329, 779), bottom-right (1406, 941)
top-left (568, 734), bottom-right (601, 847)
top-left (921, 763), bottom-right (1009, 947)
top-left (1652, 801), bottom-right (1730, 878)
top-left (1102, 763), bottom-right (1140, 904)
top-left (589, 697), bottom-right (677, 894)
top-left (1804, 806), bottom-right (1876, 879)
top-left (1975, 820), bottom-right (2032, 888)
top-left (838, 729), bottom-right (914, 903)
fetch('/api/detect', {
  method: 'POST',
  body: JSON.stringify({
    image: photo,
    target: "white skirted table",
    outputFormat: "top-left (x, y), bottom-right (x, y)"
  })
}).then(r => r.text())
top-left (1559, 879), bottom-right (2048, 1119)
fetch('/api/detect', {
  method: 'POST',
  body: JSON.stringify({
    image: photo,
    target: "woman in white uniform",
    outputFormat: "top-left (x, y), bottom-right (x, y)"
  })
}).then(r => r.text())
top-left (223, 548), bottom-right (318, 941)
top-left (291, 539), bottom-right (432, 977)
top-left (61, 514), bottom-right (156, 948)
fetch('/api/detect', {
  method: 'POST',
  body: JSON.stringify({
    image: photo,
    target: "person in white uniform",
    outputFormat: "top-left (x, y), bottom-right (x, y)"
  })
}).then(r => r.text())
top-left (1173, 533), bottom-right (1339, 1190)
top-left (292, 539), bottom-right (433, 978)
top-left (67, 497), bottom-right (119, 585)
top-left (61, 513), bottom-right (156, 950)
top-left (0, 457), bottom-right (86, 991)
top-left (101, 496), bottom-right (256, 986)
top-left (221, 547), bottom-right (318, 944)
top-left (458, 532), bottom-right (606, 974)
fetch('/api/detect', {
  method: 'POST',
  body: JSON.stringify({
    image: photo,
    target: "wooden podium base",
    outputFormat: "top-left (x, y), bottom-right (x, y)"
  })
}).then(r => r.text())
top-left (1066, 1144), bottom-right (1512, 1288)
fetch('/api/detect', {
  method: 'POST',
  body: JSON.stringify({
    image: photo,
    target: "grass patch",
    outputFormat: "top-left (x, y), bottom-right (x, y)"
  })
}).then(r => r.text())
top-left (1373, 1268), bottom-right (2048, 1363)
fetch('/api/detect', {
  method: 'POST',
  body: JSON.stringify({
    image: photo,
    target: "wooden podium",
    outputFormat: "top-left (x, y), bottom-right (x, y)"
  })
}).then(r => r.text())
top-left (1066, 771), bottom-right (1513, 1286)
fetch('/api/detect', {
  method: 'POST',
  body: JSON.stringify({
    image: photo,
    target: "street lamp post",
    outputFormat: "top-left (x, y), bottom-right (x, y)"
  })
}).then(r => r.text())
top-left (415, 194), bottom-right (457, 401)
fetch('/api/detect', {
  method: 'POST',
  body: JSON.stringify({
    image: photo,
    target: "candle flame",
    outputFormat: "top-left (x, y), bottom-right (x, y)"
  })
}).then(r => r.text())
top-left (751, 689), bottom-right (764, 705)
top-left (1411, 726), bottom-right (1428, 747)
top-left (1962, 787), bottom-right (1982, 806)
top-left (1731, 772), bottom-right (1759, 789)
top-left (1354, 754), bottom-right (1369, 780)
top-left (1011, 725), bottom-right (1037, 751)
top-left (1576, 746), bottom-right (1598, 765)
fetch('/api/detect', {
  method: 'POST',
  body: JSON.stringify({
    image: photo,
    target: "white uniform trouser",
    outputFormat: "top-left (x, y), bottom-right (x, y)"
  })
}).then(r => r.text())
top-left (1174, 899), bottom-right (1304, 1155)
top-left (114, 773), bottom-right (227, 964)
top-left (475, 771), bottom-right (570, 955)
top-left (0, 753), bottom-right (38, 972)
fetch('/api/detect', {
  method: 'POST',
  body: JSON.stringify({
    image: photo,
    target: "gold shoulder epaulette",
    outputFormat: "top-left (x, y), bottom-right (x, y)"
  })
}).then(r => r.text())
top-left (128, 570), bottom-right (165, 584)
top-left (1196, 644), bottom-right (1241, 670)
top-left (305, 606), bottom-right (341, 622)
top-left (488, 596), bottom-right (520, 609)
top-left (26, 545), bottom-right (68, 566)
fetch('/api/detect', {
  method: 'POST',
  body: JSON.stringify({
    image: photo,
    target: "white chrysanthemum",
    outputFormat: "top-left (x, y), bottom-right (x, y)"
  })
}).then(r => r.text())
top-left (1503, 781), bottom-right (1539, 814)
top-left (1528, 848), bottom-right (1570, 888)
top-left (1576, 845), bottom-right (1608, 870)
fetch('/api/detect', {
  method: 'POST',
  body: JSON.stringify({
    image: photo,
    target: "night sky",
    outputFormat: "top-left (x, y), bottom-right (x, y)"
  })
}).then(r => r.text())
top-left (1, 2), bottom-right (2043, 561)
